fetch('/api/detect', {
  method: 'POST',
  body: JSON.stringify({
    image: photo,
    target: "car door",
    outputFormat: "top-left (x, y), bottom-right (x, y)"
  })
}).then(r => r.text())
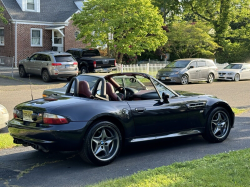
top-left (127, 97), bottom-right (188, 137)
top-left (187, 61), bottom-right (199, 80)
top-left (241, 64), bottom-right (250, 79)
top-left (197, 60), bottom-right (209, 80)
top-left (26, 54), bottom-right (38, 74)
top-left (32, 54), bottom-right (45, 75)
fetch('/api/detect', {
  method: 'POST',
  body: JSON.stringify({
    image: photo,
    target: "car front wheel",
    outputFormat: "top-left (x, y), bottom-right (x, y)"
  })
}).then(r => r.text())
top-left (80, 121), bottom-right (122, 166)
top-left (234, 73), bottom-right (240, 82)
top-left (202, 107), bottom-right (231, 143)
top-left (207, 73), bottom-right (214, 83)
top-left (181, 74), bottom-right (189, 85)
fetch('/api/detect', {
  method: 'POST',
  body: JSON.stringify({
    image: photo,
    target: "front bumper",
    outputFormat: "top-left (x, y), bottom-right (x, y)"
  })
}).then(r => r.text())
top-left (156, 74), bottom-right (181, 83)
top-left (7, 119), bottom-right (88, 151)
top-left (217, 75), bottom-right (234, 81)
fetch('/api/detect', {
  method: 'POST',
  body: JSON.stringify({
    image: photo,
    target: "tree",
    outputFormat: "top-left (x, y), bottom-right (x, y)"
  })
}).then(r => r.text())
top-left (164, 22), bottom-right (219, 59)
top-left (0, 5), bottom-right (8, 24)
top-left (181, 0), bottom-right (250, 46)
top-left (72, 0), bottom-right (168, 63)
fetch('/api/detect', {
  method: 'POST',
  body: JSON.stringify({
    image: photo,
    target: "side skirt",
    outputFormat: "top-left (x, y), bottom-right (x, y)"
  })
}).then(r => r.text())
top-left (130, 130), bottom-right (201, 143)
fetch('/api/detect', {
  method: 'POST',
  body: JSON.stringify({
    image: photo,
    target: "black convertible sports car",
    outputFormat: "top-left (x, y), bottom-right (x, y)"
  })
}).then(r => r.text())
top-left (8, 73), bottom-right (234, 165)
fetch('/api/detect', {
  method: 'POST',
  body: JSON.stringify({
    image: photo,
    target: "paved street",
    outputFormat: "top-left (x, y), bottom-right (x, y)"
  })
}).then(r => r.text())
top-left (0, 68), bottom-right (250, 186)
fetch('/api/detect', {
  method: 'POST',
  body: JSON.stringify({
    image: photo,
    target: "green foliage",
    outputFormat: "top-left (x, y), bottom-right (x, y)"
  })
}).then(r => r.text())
top-left (0, 133), bottom-right (19, 149)
top-left (88, 148), bottom-right (250, 187)
top-left (0, 5), bottom-right (8, 24)
top-left (72, 0), bottom-right (168, 63)
top-left (165, 21), bottom-right (219, 59)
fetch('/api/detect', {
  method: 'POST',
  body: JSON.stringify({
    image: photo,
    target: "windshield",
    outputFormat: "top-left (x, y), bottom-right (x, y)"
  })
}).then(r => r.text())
top-left (166, 60), bottom-right (191, 68)
top-left (113, 76), bottom-right (146, 91)
top-left (224, 64), bottom-right (242, 69)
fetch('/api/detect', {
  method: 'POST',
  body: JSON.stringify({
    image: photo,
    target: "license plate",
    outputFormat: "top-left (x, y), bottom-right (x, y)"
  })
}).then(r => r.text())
top-left (103, 68), bottom-right (108, 72)
top-left (65, 65), bottom-right (70, 68)
top-left (23, 110), bottom-right (33, 122)
top-left (161, 77), bottom-right (166, 80)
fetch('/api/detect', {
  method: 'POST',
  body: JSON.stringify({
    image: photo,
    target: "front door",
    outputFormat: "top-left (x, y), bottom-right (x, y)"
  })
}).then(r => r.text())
top-left (127, 97), bottom-right (188, 137)
top-left (188, 61), bottom-right (199, 80)
top-left (52, 30), bottom-right (64, 52)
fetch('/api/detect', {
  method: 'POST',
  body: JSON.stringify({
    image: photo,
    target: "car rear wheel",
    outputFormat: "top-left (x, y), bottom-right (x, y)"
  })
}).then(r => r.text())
top-left (42, 70), bottom-right (52, 82)
top-left (202, 107), bottom-right (231, 143)
top-left (234, 73), bottom-right (240, 82)
top-left (207, 73), bottom-right (214, 83)
top-left (19, 66), bottom-right (27, 78)
top-left (80, 121), bottom-right (122, 166)
top-left (80, 66), bottom-right (88, 74)
top-left (181, 74), bottom-right (189, 85)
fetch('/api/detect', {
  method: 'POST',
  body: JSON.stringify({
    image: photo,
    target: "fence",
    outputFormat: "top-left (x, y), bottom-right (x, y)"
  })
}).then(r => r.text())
top-left (0, 56), bottom-right (15, 67)
top-left (116, 62), bottom-right (228, 77)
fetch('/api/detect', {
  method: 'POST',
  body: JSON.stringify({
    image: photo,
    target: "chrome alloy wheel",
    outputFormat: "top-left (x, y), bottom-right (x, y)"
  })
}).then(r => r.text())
top-left (207, 74), bottom-right (214, 83)
top-left (234, 74), bottom-right (240, 82)
top-left (91, 126), bottom-right (119, 161)
top-left (181, 74), bottom-right (188, 85)
top-left (211, 111), bottom-right (230, 139)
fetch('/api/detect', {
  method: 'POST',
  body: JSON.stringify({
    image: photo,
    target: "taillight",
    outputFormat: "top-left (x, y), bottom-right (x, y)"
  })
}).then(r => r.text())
top-left (93, 61), bottom-right (96, 68)
top-left (43, 113), bottom-right (68, 124)
top-left (52, 63), bottom-right (62, 66)
top-left (114, 60), bottom-right (117, 67)
top-left (73, 62), bottom-right (78, 65)
top-left (13, 109), bottom-right (18, 119)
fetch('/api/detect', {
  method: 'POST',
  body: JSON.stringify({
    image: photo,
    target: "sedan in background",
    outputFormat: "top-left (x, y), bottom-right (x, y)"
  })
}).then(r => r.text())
top-left (218, 63), bottom-right (250, 81)
top-left (8, 72), bottom-right (234, 166)
top-left (156, 58), bottom-right (218, 85)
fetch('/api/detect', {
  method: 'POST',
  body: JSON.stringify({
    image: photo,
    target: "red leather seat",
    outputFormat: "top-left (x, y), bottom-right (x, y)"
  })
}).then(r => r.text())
top-left (106, 82), bottom-right (121, 101)
top-left (78, 81), bottom-right (92, 98)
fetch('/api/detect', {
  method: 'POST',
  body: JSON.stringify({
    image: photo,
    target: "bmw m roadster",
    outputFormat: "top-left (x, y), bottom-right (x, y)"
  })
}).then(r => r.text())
top-left (7, 73), bottom-right (234, 165)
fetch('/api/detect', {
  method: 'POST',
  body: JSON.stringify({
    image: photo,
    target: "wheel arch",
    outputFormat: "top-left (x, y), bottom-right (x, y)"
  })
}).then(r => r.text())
top-left (82, 116), bottom-right (125, 144)
top-left (206, 102), bottom-right (235, 128)
top-left (41, 67), bottom-right (50, 75)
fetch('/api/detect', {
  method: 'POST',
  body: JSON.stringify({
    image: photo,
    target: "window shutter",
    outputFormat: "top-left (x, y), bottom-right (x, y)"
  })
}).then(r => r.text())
top-left (37, 0), bottom-right (40, 12)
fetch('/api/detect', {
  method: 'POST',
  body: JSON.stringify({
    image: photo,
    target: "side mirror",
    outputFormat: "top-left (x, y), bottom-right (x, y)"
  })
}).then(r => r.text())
top-left (162, 92), bottom-right (169, 103)
top-left (242, 68), bottom-right (246, 71)
top-left (189, 66), bottom-right (194, 69)
top-left (27, 57), bottom-right (30, 60)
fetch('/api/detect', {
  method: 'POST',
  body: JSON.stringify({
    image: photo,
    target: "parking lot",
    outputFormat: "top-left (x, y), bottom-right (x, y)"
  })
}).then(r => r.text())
top-left (0, 68), bottom-right (250, 186)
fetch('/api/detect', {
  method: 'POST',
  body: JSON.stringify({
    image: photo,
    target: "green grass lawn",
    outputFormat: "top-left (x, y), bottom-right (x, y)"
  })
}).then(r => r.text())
top-left (0, 133), bottom-right (19, 150)
top-left (88, 148), bottom-right (250, 187)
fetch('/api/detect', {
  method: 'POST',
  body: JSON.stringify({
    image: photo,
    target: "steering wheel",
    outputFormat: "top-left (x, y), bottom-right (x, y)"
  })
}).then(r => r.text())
top-left (115, 86), bottom-right (126, 100)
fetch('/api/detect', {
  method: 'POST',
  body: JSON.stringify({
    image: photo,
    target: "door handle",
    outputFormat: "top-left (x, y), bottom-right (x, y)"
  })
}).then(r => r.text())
top-left (135, 107), bottom-right (145, 113)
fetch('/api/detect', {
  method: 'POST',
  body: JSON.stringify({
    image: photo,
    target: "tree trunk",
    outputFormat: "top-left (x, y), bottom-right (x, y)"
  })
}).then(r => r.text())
top-left (118, 53), bottom-right (124, 64)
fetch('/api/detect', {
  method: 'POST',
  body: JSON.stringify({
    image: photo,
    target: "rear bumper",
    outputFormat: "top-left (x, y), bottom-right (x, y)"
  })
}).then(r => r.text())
top-left (93, 67), bottom-right (117, 73)
top-left (7, 119), bottom-right (88, 151)
top-left (50, 69), bottom-right (78, 78)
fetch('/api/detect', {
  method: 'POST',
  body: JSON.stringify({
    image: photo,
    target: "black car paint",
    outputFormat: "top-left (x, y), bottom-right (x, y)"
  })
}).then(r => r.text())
top-left (8, 89), bottom-right (234, 152)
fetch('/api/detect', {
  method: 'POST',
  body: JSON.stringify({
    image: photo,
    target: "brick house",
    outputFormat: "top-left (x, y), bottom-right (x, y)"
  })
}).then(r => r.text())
top-left (0, 0), bottom-right (86, 66)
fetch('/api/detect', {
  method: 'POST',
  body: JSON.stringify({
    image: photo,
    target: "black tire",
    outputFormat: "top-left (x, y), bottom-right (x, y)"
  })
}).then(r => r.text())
top-left (180, 74), bottom-right (189, 85)
top-left (234, 73), bottom-right (240, 82)
top-left (80, 121), bottom-right (122, 166)
top-left (80, 66), bottom-right (88, 74)
top-left (42, 70), bottom-right (52, 82)
top-left (202, 107), bottom-right (231, 143)
top-left (19, 66), bottom-right (27, 78)
top-left (207, 73), bottom-right (214, 83)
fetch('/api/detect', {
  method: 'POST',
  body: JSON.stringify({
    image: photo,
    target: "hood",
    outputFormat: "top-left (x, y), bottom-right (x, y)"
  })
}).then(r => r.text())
top-left (175, 90), bottom-right (204, 97)
top-left (218, 69), bottom-right (240, 73)
top-left (159, 67), bottom-right (184, 72)
top-left (43, 87), bottom-right (67, 97)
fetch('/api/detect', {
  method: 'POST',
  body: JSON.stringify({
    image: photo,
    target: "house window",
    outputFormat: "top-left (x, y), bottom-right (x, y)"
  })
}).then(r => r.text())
top-left (0, 28), bottom-right (4, 46)
top-left (31, 28), bottom-right (42, 47)
top-left (74, 31), bottom-right (80, 39)
top-left (27, 0), bottom-right (35, 10)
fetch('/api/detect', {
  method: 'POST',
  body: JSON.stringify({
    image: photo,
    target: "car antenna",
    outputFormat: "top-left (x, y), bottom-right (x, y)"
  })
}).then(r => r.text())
top-left (29, 74), bottom-right (34, 100)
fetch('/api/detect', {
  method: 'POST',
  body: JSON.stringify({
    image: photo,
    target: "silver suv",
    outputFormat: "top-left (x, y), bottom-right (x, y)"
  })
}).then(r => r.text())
top-left (19, 51), bottom-right (78, 82)
top-left (156, 58), bottom-right (218, 85)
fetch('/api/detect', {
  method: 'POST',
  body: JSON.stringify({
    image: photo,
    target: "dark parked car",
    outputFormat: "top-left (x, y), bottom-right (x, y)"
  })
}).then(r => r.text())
top-left (8, 72), bottom-right (234, 166)
top-left (66, 48), bottom-right (117, 74)
top-left (156, 58), bottom-right (218, 85)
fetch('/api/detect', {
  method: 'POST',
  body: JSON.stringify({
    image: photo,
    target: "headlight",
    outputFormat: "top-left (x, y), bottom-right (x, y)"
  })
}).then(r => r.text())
top-left (170, 72), bottom-right (179, 75)
top-left (227, 73), bottom-right (234, 75)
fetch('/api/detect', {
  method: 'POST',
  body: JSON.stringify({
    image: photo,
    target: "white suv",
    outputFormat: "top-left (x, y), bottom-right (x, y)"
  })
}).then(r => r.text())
top-left (19, 51), bottom-right (78, 82)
